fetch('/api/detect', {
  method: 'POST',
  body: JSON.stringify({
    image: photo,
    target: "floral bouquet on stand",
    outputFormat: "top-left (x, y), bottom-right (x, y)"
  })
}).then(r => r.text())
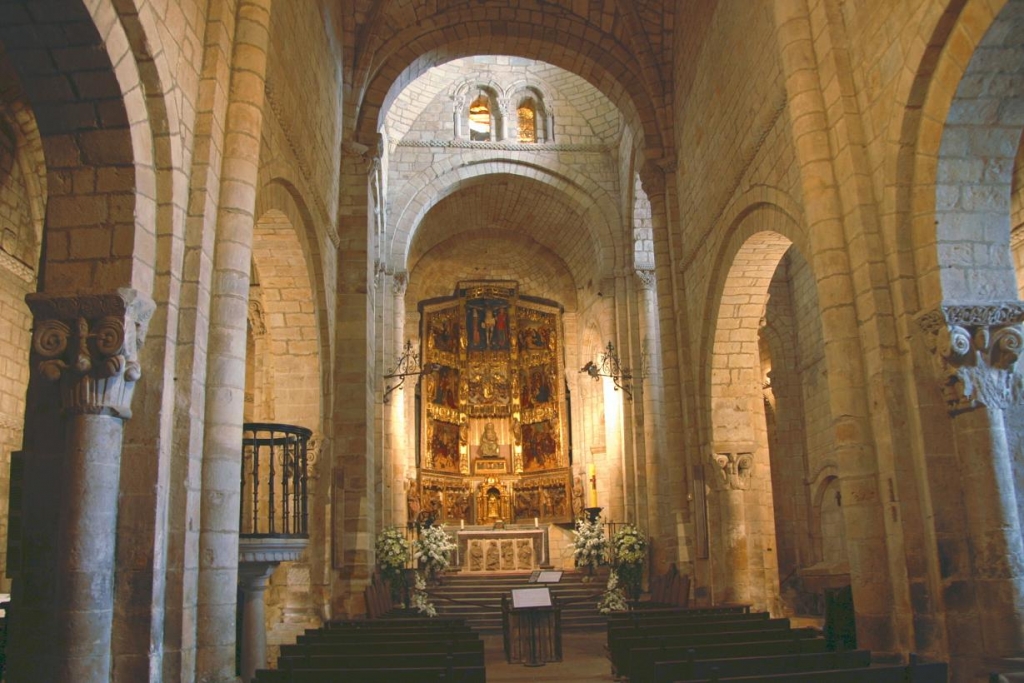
top-left (413, 524), bottom-right (458, 585)
top-left (571, 517), bottom-right (608, 581)
top-left (611, 524), bottom-right (647, 603)
top-left (597, 569), bottom-right (629, 613)
top-left (410, 571), bottom-right (437, 617)
top-left (374, 527), bottom-right (411, 604)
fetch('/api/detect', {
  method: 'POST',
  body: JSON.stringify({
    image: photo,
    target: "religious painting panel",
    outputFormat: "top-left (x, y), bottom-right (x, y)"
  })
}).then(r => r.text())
top-left (465, 360), bottom-right (511, 414)
top-left (426, 365), bottom-right (461, 410)
top-left (522, 419), bottom-right (559, 472)
top-left (520, 364), bottom-right (555, 410)
top-left (426, 307), bottom-right (461, 357)
top-left (427, 420), bottom-right (461, 473)
top-left (466, 298), bottom-right (512, 353)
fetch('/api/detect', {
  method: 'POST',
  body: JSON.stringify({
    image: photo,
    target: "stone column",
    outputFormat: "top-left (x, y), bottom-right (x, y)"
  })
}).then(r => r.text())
top-left (634, 269), bottom-right (661, 564)
top-left (195, 1), bottom-right (272, 680)
top-left (917, 303), bottom-right (1024, 660)
top-left (23, 290), bottom-right (154, 682)
top-left (774, 0), bottom-right (898, 653)
top-left (639, 163), bottom-right (684, 573)
top-left (708, 449), bottom-right (755, 605)
top-left (497, 95), bottom-right (512, 141)
top-left (452, 93), bottom-right (466, 140)
top-left (237, 562), bottom-right (276, 683)
top-left (390, 272), bottom-right (410, 526)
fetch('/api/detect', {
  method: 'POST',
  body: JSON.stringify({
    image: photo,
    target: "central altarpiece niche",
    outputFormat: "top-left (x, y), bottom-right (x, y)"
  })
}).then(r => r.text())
top-left (413, 281), bottom-right (576, 527)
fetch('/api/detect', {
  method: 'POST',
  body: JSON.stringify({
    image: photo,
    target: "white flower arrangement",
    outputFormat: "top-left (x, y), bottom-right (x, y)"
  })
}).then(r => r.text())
top-left (611, 524), bottom-right (647, 565)
top-left (410, 571), bottom-right (437, 617)
top-left (413, 524), bottom-right (458, 582)
top-left (611, 524), bottom-right (646, 601)
top-left (571, 518), bottom-right (608, 572)
top-left (597, 569), bottom-right (629, 613)
top-left (375, 526), bottom-right (411, 602)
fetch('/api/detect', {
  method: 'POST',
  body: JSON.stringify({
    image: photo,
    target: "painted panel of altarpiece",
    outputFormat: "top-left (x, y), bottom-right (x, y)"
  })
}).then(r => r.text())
top-left (414, 281), bottom-right (574, 526)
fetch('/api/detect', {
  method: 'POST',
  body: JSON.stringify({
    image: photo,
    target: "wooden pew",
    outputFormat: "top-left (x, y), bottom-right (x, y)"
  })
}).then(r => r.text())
top-left (255, 664), bottom-right (486, 683)
top-left (277, 650), bottom-right (485, 671)
top-left (279, 639), bottom-right (485, 660)
top-left (624, 635), bottom-right (829, 681)
top-left (322, 616), bottom-right (467, 629)
top-left (652, 648), bottom-right (872, 682)
top-left (670, 659), bottom-right (948, 682)
top-left (296, 624), bottom-right (476, 642)
top-left (610, 616), bottom-right (793, 641)
top-left (611, 626), bottom-right (820, 677)
top-left (609, 604), bottom-right (751, 621)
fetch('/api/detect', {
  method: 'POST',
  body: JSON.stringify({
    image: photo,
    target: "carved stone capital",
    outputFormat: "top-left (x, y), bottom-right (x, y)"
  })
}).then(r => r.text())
top-left (496, 95), bottom-right (512, 116)
top-left (306, 434), bottom-right (324, 479)
top-left (917, 302), bottom-right (1024, 414)
top-left (25, 289), bottom-right (155, 419)
top-left (392, 271), bottom-right (408, 297)
top-left (247, 299), bottom-right (267, 338)
top-left (635, 269), bottom-right (656, 292)
top-left (638, 161), bottom-right (665, 198)
top-left (709, 451), bottom-right (754, 491)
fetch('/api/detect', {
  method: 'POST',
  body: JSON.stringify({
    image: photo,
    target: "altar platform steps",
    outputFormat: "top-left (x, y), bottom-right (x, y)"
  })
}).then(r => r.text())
top-left (430, 569), bottom-right (608, 634)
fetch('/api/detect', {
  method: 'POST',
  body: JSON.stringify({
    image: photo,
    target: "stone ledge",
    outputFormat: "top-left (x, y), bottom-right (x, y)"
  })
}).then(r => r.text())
top-left (238, 536), bottom-right (309, 564)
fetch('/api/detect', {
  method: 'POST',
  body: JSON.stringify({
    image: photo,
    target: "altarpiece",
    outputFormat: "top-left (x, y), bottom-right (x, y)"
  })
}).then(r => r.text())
top-left (411, 281), bottom-right (576, 527)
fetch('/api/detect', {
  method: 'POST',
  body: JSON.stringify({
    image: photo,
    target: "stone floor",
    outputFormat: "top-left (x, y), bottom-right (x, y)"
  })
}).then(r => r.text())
top-left (483, 631), bottom-right (614, 682)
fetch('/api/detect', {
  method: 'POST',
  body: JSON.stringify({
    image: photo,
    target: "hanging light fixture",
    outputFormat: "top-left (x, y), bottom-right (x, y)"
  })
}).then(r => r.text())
top-left (383, 340), bottom-right (439, 404)
top-left (580, 342), bottom-right (633, 400)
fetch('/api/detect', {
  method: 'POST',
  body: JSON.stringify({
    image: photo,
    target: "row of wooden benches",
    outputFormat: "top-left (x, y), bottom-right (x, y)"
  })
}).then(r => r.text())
top-left (253, 616), bottom-right (486, 683)
top-left (606, 605), bottom-right (948, 682)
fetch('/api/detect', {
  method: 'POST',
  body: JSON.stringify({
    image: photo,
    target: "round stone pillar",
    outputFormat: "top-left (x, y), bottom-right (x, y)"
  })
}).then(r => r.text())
top-left (195, 1), bottom-right (273, 679)
top-left (23, 290), bottom-right (154, 682)
top-left (237, 562), bottom-right (276, 683)
top-left (918, 304), bottom-right (1024, 665)
top-left (709, 450), bottom-right (754, 605)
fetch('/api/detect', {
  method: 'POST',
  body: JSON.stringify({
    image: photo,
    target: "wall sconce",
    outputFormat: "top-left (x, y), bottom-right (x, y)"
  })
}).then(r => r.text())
top-left (383, 340), bottom-right (439, 404)
top-left (580, 342), bottom-right (633, 400)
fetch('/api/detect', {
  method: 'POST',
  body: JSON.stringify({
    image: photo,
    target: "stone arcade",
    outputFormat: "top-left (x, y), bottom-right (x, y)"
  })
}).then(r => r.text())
top-left (0, 1), bottom-right (1023, 682)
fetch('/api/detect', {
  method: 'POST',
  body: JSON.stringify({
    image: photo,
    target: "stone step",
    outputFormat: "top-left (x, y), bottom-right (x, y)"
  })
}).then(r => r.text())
top-left (425, 569), bottom-right (609, 634)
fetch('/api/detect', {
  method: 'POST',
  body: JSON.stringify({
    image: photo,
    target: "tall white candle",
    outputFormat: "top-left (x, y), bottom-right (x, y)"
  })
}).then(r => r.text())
top-left (587, 463), bottom-right (598, 508)
top-left (534, 517), bottom-right (538, 528)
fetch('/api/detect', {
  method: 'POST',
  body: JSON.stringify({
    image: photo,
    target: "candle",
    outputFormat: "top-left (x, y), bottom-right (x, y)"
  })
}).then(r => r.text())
top-left (460, 519), bottom-right (465, 529)
top-left (534, 517), bottom-right (538, 528)
top-left (587, 463), bottom-right (599, 508)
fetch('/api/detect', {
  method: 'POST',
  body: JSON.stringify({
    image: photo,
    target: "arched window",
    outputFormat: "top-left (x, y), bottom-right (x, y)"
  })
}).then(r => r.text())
top-left (517, 98), bottom-right (537, 143)
top-left (468, 94), bottom-right (491, 141)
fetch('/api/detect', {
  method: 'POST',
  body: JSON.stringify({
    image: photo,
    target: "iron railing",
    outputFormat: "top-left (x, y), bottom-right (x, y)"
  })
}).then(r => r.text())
top-left (240, 422), bottom-right (311, 537)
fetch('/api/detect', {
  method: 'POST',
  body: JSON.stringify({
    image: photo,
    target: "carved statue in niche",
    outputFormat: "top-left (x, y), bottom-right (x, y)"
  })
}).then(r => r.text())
top-left (485, 487), bottom-right (502, 519)
top-left (407, 479), bottom-right (422, 522)
top-left (517, 541), bottom-right (533, 569)
top-left (478, 421), bottom-right (500, 458)
top-left (469, 542), bottom-right (484, 571)
top-left (445, 489), bottom-right (471, 521)
top-left (515, 490), bottom-right (539, 518)
top-left (501, 540), bottom-right (514, 568)
top-left (486, 541), bottom-right (500, 570)
top-left (572, 475), bottom-right (585, 518)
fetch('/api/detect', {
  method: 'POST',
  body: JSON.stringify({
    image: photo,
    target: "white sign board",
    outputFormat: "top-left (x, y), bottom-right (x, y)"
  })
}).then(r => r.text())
top-left (511, 586), bottom-right (552, 609)
top-left (537, 570), bottom-right (563, 583)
